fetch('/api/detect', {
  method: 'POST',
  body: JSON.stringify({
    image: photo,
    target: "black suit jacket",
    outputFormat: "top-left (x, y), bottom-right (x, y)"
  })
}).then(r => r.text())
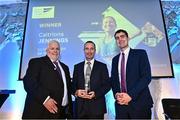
top-left (72, 60), bottom-right (110, 117)
top-left (22, 56), bottom-right (72, 119)
top-left (111, 49), bottom-right (153, 111)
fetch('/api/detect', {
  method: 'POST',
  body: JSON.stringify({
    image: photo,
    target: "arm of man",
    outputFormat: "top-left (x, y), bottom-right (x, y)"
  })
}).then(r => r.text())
top-left (117, 93), bottom-right (132, 105)
top-left (128, 50), bottom-right (151, 101)
top-left (93, 64), bottom-right (111, 99)
top-left (43, 97), bottom-right (58, 114)
top-left (111, 56), bottom-right (121, 98)
top-left (72, 64), bottom-right (79, 96)
top-left (23, 58), bottom-right (50, 104)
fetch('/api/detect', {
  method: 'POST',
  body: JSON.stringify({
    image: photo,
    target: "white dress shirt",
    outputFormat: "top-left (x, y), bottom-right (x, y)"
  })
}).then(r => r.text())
top-left (55, 61), bottom-right (68, 106)
top-left (84, 59), bottom-right (95, 78)
top-left (43, 60), bottom-right (68, 106)
top-left (118, 47), bottom-right (130, 84)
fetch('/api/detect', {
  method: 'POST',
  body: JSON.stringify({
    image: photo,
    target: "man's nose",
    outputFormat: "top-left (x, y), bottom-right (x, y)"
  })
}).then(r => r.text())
top-left (54, 50), bottom-right (58, 53)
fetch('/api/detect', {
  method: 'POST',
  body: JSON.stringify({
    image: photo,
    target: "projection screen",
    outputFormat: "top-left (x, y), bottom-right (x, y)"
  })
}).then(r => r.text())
top-left (19, 0), bottom-right (174, 79)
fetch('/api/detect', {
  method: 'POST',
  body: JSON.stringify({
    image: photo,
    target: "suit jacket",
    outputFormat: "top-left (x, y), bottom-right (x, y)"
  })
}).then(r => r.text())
top-left (72, 60), bottom-right (110, 117)
top-left (111, 49), bottom-right (153, 110)
top-left (22, 55), bottom-right (72, 119)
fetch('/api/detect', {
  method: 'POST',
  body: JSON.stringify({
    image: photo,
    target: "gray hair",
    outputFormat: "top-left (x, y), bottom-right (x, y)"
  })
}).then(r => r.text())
top-left (47, 40), bottom-right (60, 48)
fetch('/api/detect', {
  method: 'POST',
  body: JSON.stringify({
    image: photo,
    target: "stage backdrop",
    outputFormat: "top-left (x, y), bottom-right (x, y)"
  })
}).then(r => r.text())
top-left (0, 0), bottom-right (179, 120)
top-left (19, 0), bottom-right (174, 79)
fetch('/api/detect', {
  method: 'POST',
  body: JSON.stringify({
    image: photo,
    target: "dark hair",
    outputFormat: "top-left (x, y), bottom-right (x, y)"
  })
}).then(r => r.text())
top-left (114, 29), bottom-right (129, 38)
top-left (84, 41), bottom-right (96, 49)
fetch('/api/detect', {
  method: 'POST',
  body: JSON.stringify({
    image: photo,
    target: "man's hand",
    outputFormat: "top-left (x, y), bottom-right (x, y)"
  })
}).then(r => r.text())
top-left (43, 98), bottom-right (58, 114)
top-left (86, 91), bottom-right (95, 99)
top-left (115, 92), bottom-right (132, 105)
top-left (115, 92), bottom-right (123, 104)
top-left (75, 89), bottom-right (87, 98)
top-left (75, 90), bottom-right (95, 99)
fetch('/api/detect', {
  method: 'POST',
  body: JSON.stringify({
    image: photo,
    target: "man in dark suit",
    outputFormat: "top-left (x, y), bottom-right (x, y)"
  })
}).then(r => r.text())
top-left (72, 41), bottom-right (110, 119)
top-left (111, 29), bottom-right (153, 119)
top-left (22, 40), bottom-right (72, 119)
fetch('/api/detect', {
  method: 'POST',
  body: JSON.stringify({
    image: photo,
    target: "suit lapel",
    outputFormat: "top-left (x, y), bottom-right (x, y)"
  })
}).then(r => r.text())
top-left (90, 60), bottom-right (98, 84)
top-left (59, 62), bottom-right (65, 72)
top-left (44, 56), bottom-right (56, 70)
top-left (114, 54), bottom-right (120, 77)
top-left (114, 54), bottom-right (120, 89)
top-left (126, 49), bottom-right (134, 81)
top-left (44, 56), bottom-right (62, 79)
top-left (80, 61), bottom-right (85, 88)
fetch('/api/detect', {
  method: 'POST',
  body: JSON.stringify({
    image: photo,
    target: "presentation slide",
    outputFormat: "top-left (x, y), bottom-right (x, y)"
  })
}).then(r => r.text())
top-left (19, 0), bottom-right (174, 79)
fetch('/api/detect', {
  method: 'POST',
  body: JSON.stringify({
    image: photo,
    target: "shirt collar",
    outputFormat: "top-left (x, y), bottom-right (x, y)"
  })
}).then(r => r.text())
top-left (50, 58), bottom-right (59, 64)
top-left (120, 47), bottom-right (130, 55)
top-left (85, 58), bottom-right (95, 65)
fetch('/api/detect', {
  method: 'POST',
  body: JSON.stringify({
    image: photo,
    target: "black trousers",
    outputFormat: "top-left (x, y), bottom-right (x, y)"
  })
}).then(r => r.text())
top-left (22, 105), bottom-right (72, 119)
top-left (77, 113), bottom-right (104, 119)
top-left (53, 105), bottom-right (72, 119)
top-left (115, 104), bottom-right (152, 119)
top-left (75, 103), bottom-right (104, 119)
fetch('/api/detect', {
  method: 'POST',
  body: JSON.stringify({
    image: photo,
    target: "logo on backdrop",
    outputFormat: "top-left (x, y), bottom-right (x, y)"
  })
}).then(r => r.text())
top-left (32, 6), bottom-right (55, 19)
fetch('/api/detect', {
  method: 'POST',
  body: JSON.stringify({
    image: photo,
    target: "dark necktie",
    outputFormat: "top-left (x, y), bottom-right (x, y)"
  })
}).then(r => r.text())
top-left (54, 61), bottom-right (63, 79)
top-left (121, 52), bottom-right (127, 92)
top-left (85, 62), bottom-right (91, 91)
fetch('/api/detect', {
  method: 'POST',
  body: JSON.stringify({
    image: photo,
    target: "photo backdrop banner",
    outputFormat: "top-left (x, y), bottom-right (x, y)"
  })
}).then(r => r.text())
top-left (19, 0), bottom-right (174, 79)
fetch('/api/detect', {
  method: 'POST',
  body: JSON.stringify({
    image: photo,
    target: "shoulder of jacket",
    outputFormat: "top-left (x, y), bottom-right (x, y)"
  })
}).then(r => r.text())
top-left (95, 60), bottom-right (106, 66)
top-left (75, 61), bottom-right (84, 66)
top-left (60, 62), bottom-right (69, 68)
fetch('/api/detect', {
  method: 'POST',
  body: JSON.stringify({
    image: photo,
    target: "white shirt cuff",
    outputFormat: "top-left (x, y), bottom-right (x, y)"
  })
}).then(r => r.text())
top-left (43, 96), bottom-right (50, 105)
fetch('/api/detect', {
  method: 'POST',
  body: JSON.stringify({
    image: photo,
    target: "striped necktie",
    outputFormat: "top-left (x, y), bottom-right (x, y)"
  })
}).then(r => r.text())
top-left (85, 62), bottom-right (91, 91)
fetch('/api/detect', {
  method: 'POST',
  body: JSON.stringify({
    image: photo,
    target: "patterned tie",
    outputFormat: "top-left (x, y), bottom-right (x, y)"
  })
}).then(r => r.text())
top-left (121, 52), bottom-right (127, 92)
top-left (85, 62), bottom-right (91, 91)
top-left (54, 61), bottom-right (63, 79)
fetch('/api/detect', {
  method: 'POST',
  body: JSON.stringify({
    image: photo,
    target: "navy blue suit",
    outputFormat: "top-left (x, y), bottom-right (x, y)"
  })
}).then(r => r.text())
top-left (111, 49), bottom-right (153, 119)
top-left (72, 60), bottom-right (110, 118)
